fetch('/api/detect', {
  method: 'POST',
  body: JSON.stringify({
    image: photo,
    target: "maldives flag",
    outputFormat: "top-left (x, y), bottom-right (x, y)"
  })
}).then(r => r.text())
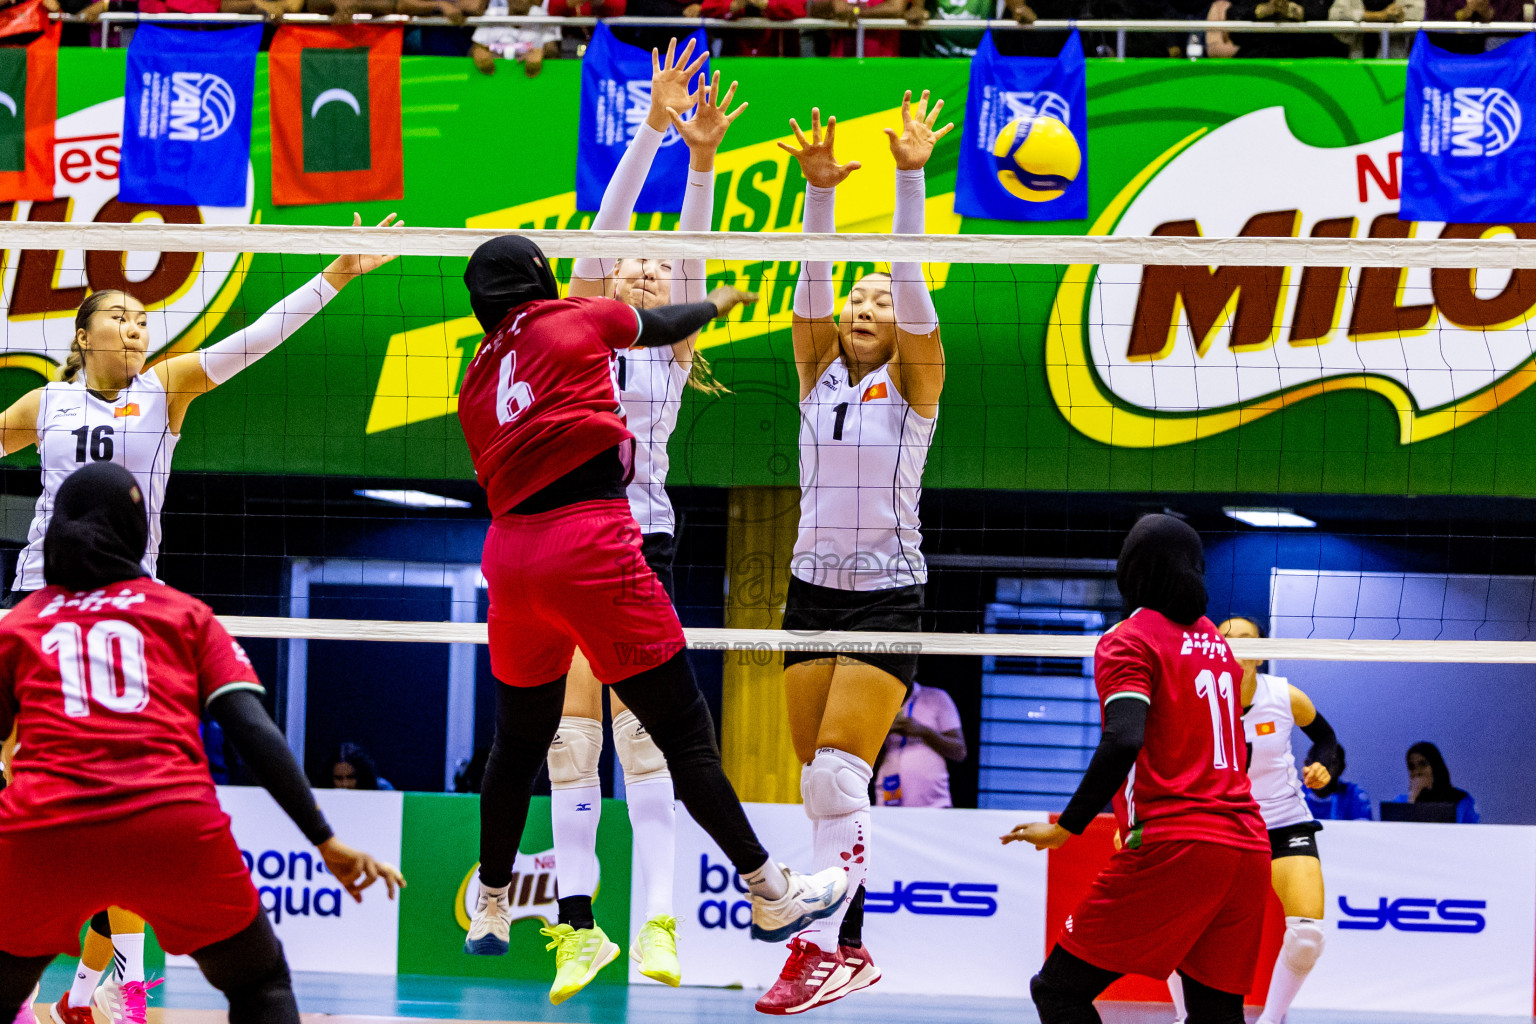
top-left (0, 0), bottom-right (57, 202)
top-left (269, 24), bottom-right (401, 207)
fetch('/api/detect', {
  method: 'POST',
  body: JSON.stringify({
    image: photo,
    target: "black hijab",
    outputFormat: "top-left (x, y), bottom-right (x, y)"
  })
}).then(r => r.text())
top-left (464, 235), bottom-right (560, 334)
top-left (1408, 741), bottom-right (1470, 805)
top-left (1117, 513), bottom-right (1208, 626)
top-left (43, 462), bottom-right (149, 592)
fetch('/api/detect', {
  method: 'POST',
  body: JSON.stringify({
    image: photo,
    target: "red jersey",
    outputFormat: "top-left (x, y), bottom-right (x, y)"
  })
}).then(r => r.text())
top-left (1094, 608), bottom-right (1267, 851)
top-left (458, 296), bottom-right (643, 517)
top-left (0, 580), bottom-right (260, 831)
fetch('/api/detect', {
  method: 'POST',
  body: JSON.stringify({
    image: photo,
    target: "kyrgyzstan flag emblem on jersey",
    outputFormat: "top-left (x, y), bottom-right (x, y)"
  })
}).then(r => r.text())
top-left (268, 24), bottom-right (402, 207)
top-left (861, 381), bottom-right (888, 403)
top-left (1255, 721), bottom-right (1276, 736)
top-left (114, 403), bottom-right (140, 418)
top-left (0, 1), bottom-right (58, 202)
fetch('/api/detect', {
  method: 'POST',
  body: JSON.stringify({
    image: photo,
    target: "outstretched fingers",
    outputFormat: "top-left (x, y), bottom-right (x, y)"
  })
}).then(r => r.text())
top-left (926, 97), bottom-right (944, 127)
top-left (932, 121), bottom-right (956, 141)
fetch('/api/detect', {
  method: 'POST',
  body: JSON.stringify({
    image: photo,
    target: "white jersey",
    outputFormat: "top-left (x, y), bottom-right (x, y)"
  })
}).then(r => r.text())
top-left (14, 373), bottom-right (177, 592)
top-left (793, 358), bottom-right (936, 592)
top-left (1242, 672), bottom-right (1315, 830)
top-left (616, 343), bottom-right (688, 535)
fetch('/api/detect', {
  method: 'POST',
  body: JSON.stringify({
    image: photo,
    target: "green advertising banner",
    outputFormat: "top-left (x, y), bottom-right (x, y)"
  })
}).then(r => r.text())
top-left (397, 793), bottom-right (632, 981)
top-left (12, 53), bottom-right (1527, 496)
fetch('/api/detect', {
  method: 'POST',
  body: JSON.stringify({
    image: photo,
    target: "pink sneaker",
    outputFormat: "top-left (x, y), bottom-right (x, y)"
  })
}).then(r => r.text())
top-left (11, 985), bottom-right (38, 1024)
top-left (754, 938), bottom-right (851, 1016)
top-left (94, 979), bottom-right (162, 1024)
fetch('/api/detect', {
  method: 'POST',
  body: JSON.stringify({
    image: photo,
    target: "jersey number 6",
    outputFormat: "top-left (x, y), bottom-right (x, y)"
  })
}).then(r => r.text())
top-left (42, 620), bottom-right (150, 717)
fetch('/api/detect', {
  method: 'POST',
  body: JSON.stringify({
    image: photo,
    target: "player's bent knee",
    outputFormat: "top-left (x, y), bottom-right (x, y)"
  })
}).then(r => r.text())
top-left (801, 748), bottom-right (871, 820)
top-left (612, 709), bottom-right (670, 785)
top-left (548, 716), bottom-right (603, 790)
top-left (1282, 917), bottom-right (1326, 972)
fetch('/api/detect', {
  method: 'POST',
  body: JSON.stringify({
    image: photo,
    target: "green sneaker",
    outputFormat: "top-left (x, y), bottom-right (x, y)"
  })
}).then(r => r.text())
top-left (631, 914), bottom-right (682, 987)
top-left (541, 923), bottom-right (620, 1005)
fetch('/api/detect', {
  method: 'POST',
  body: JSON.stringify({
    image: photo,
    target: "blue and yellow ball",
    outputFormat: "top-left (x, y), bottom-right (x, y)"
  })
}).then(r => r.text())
top-left (992, 115), bottom-right (1081, 203)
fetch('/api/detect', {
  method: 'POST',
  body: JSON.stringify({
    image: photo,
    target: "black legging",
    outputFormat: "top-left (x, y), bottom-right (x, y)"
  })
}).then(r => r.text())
top-left (1031, 947), bottom-right (1244, 1024)
top-left (479, 651), bottom-right (769, 889)
top-left (0, 913), bottom-right (296, 1024)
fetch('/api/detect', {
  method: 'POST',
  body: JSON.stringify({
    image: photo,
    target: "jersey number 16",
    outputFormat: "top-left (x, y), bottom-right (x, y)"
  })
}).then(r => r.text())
top-left (70, 425), bottom-right (114, 464)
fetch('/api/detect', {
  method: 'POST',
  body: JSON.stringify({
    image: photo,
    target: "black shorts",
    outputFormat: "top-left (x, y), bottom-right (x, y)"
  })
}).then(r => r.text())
top-left (1269, 820), bottom-right (1323, 860)
top-left (781, 576), bottom-right (924, 689)
top-left (640, 532), bottom-right (676, 605)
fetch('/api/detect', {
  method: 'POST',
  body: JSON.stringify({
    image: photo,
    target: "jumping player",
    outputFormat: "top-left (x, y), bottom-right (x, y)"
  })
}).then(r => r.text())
top-left (1166, 616), bottom-right (1340, 1024)
top-left (520, 39), bottom-right (744, 1001)
top-left (0, 213), bottom-right (399, 1024)
top-left (457, 235), bottom-right (849, 1001)
top-left (1003, 515), bottom-right (1270, 1024)
top-left (755, 91), bottom-right (951, 1016)
top-left (0, 463), bottom-right (403, 1024)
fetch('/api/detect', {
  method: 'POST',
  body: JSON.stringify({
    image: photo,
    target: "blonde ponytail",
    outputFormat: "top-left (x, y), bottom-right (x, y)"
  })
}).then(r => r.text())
top-left (60, 337), bottom-right (84, 382)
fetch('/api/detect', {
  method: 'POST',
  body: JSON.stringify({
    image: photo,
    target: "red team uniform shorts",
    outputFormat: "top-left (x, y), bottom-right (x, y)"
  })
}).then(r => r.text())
top-left (0, 800), bottom-right (261, 957)
top-left (484, 499), bottom-right (686, 687)
top-left (1059, 839), bottom-right (1271, 994)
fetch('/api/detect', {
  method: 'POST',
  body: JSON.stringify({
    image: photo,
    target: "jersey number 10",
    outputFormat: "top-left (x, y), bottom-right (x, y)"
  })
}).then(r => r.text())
top-left (42, 620), bottom-right (149, 717)
top-left (1194, 669), bottom-right (1242, 770)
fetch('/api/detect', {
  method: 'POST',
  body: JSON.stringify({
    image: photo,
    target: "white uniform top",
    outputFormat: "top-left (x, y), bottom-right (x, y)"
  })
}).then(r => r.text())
top-left (14, 373), bottom-right (178, 592)
top-left (615, 343), bottom-right (689, 536)
top-left (1242, 671), bottom-right (1315, 830)
top-left (793, 358), bottom-right (937, 592)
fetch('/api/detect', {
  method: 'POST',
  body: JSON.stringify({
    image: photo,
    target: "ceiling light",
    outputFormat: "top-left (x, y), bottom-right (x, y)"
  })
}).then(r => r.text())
top-left (355, 489), bottom-right (472, 509)
top-left (1223, 507), bottom-right (1316, 529)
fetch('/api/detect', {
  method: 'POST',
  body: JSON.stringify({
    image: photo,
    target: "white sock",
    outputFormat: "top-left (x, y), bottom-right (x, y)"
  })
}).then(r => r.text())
top-left (112, 932), bottom-right (145, 984)
top-left (1168, 972), bottom-right (1187, 1022)
top-left (551, 783), bottom-right (602, 901)
top-left (799, 749), bottom-right (872, 951)
top-left (626, 776), bottom-right (677, 920)
top-left (742, 859), bottom-right (788, 901)
top-left (1260, 917), bottom-right (1325, 1024)
top-left (68, 961), bottom-right (103, 1006)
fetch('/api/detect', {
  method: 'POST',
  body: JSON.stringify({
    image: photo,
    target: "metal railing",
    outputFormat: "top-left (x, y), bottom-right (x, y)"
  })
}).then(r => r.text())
top-left (61, 9), bottom-right (1536, 58)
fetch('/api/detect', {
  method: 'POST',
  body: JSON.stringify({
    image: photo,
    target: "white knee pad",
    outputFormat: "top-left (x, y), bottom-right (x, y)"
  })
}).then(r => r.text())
top-left (612, 709), bottom-right (670, 785)
top-left (801, 747), bottom-right (872, 820)
top-left (547, 716), bottom-right (603, 790)
top-left (1281, 917), bottom-right (1326, 974)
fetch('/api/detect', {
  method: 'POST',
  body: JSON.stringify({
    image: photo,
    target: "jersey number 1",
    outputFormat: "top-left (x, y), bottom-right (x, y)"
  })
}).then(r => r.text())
top-left (43, 620), bottom-right (149, 717)
top-left (1194, 669), bottom-right (1241, 770)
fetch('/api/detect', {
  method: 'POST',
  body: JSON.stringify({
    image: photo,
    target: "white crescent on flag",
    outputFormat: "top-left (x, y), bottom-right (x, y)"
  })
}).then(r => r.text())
top-left (310, 88), bottom-right (361, 119)
top-left (0, 92), bottom-right (17, 117)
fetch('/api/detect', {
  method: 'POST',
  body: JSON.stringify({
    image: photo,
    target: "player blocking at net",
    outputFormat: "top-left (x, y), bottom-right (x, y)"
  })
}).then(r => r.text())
top-left (753, 92), bottom-right (951, 1016)
top-left (0, 213), bottom-right (401, 1024)
top-left (456, 235), bottom-right (850, 995)
top-left (1004, 515), bottom-right (1270, 1024)
top-left (523, 38), bottom-right (744, 1002)
top-left (0, 462), bottom-right (404, 1024)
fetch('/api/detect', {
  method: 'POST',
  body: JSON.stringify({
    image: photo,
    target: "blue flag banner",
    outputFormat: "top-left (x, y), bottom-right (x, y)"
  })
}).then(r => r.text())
top-left (120, 23), bottom-right (261, 207)
top-left (1402, 33), bottom-right (1536, 222)
top-left (578, 23), bottom-right (708, 215)
top-left (955, 31), bottom-right (1087, 222)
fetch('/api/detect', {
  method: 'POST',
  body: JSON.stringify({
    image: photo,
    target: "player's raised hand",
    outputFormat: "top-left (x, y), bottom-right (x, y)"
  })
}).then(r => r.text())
top-left (1303, 761), bottom-right (1332, 790)
top-left (885, 89), bottom-right (955, 171)
top-left (669, 71), bottom-right (747, 156)
top-left (323, 212), bottom-right (404, 290)
top-left (1001, 821), bottom-right (1071, 851)
top-left (778, 109), bottom-right (861, 190)
top-left (707, 284), bottom-right (760, 317)
top-left (647, 36), bottom-right (708, 133)
top-left (319, 836), bottom-right (407, 902)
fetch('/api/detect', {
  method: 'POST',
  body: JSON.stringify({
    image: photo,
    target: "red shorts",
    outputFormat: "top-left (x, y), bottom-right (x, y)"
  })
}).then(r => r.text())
top-left (0, 799), bottom-right (261, 957)
top-left (1058, 840), bottom-right (1270, 994)
top-left (484, 499), bottom-right (686, 687)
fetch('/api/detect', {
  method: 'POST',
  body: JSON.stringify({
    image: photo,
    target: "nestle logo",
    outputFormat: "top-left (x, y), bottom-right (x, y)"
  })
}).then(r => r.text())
top-left (1338, 896), bottom-right (1486, 934)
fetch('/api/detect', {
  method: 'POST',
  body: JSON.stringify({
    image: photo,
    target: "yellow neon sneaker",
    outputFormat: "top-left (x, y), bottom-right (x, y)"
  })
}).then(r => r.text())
top-left (631, 914), bottom-right (682, 987)
top-left (541, 923), bottom-right (620, 1005)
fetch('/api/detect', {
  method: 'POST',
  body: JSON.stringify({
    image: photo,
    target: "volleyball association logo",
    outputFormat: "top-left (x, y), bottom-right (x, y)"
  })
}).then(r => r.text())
top-left (136, 70), bottom-right (238, 142)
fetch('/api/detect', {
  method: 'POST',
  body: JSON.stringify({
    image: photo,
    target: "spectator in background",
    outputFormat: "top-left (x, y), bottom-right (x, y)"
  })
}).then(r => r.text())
top-left (1226, 0), bottom-right (1349, 56)
top-left (471, 0), bottom-right (560, 75)
top-left (1395, 741), bottom-right (1478, 823)
top-left (1303, 742), bottom-right (1372, 820)
top-left (873, 682), bottom-right (967, 808)
top-left (917, 0), bottom-right (994, 58)
top-left (329, 742), bottom-right (393, 791)
top-left (1329, 0), bottom-right (1418, 57)
top-left (808, 0), bottom-right (923, 57)
top-left (610, 0), bottom-right (693, 52)
top-left (701, 0), bottom-right (804, 57)
top-left (1425, 0), bottom-right (1522, 52)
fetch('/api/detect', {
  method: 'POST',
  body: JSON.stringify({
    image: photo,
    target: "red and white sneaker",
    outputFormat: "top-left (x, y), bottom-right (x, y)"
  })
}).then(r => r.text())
top-left (825, 943), bottom-right (881, 1002)
top-left (754, 938), bottom-right (852, 1015)
top-left (47, 988), bottom-right (94, 1024)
